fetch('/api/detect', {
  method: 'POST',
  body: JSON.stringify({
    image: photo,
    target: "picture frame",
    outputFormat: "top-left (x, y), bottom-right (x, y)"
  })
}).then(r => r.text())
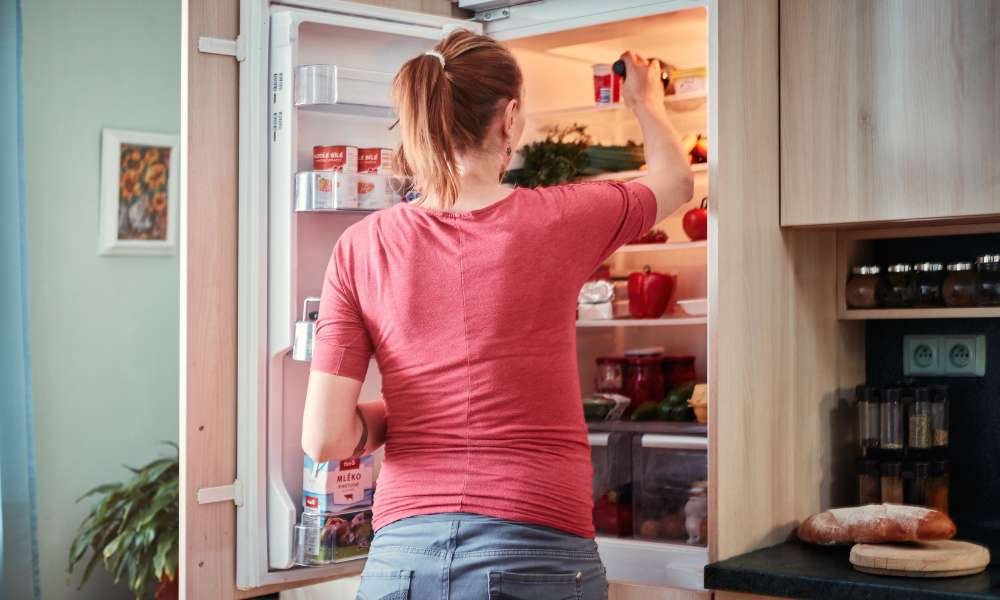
top-left (99, 129), bottom-right (179, 255)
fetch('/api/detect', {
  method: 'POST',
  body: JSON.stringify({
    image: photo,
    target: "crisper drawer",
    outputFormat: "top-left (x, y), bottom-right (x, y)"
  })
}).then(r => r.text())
top-left (632, 434), bottom-right (708, 546)
top-left (295, 64), bottom-right (394, 109)
top-left (588, 433), bottom-right (632, 537)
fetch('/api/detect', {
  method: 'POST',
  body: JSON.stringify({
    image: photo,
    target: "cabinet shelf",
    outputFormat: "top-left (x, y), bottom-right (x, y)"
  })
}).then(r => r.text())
top-left (840, 307), bottom-right (1000, 320)
top-left (582, 162), bottom-right (707, 183)
top-left (615, 240), bottom-right (707, 253)
top-left (529, 91), bottom-right (707, 120)
top-left (587, 421), bottom-right (706, 435)
top-left (577, 316), bottom-right (707, 327)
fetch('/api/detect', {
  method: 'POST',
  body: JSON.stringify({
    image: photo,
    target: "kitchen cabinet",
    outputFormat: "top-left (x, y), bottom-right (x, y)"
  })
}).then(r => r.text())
top-left (780, 0), bottom-right (1000, 226)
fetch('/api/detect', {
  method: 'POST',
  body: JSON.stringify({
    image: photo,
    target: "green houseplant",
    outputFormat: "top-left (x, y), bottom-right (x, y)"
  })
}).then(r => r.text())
top-left (69, 443), bottom-right (179, 600)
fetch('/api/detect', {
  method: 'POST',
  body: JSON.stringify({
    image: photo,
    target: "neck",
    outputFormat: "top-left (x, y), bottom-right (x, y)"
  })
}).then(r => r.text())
top-left (433, 152), bottom-right (511, 211)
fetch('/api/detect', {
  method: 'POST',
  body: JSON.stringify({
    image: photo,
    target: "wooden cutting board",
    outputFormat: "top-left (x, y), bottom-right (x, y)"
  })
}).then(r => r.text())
top-left (850, 540), bottom-right (991, 578)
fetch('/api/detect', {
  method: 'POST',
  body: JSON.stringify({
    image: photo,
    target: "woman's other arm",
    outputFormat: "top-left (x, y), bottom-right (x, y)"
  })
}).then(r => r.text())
top-left (301, 371), bottom-right (387, 462)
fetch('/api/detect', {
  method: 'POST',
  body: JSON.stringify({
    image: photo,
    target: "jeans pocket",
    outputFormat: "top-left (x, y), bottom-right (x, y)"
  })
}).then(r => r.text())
top-left (356, 569), bottom-right (412, 600)
top-left (487, 570), bottom-right (581, 600)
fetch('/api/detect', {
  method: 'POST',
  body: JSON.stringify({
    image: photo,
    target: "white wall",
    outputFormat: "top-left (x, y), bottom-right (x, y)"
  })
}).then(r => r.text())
top-left (21, 1), bottom-right (180, 598)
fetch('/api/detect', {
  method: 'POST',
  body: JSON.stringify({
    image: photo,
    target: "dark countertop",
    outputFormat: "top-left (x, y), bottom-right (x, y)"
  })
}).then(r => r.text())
top-left (705, 541), bottom-right (1000, 600)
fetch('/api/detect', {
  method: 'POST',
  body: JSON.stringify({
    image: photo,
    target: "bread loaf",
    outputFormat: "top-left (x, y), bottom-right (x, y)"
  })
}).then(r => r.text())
top-left (798, 504), bottom-right (956, 545)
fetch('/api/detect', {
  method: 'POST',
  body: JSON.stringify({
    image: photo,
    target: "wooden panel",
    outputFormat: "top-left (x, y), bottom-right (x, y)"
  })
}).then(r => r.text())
top-left (608, 581), bottom-right (711, 600)
top-left (709, 0), bottom-right (865, 563)
top-left (180, 0), bottom-right (240, 597)
top-left (780, 0), bottom-right (1000, 226)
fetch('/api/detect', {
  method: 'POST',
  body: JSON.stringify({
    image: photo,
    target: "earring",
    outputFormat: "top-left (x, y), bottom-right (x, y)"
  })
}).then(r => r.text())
top-left (506, 145), bottom-right (512, 157)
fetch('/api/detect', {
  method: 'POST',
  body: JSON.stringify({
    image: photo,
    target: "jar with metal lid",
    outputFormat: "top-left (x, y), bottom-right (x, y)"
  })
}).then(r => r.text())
top-left (878, 264), bottom-right (915, 308)
top-left (943, 262), bottom-right (977, 307)
top-left (905, 461), bottom-right (930, 506)
top-left (857, 458), bottom-right (881, 505)
top-left (975, 254), bottom-right (1000, 306)
top-left (622, 356), bottom-right (665, 417)
top-left (928, 460), bottom-right (950, 514)
top-left (880, 461), bottom-right (903, 504)
top-left (913, 262), bottom-right (945, 307)
top-left (595, 357), bottom-right (626, 393)
top-left (846, 265), bottom-right (881, 308)
top-left (930, 384), bottom-right (949, 450)
top-left (856, 385), bottom-right (880, 455)
top-left (880, 387), bottom-right (904, 455)
top-left (908, 387), bottom-right (933, 453)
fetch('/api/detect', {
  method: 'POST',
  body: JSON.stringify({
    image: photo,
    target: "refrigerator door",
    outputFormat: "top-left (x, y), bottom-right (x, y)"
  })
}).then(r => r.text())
top-left (237, 1), bottom-right (479, 591)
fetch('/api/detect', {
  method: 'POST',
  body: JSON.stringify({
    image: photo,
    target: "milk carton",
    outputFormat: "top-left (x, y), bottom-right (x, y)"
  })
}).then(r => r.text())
top-left (302, 455), bottom-right (374, 513)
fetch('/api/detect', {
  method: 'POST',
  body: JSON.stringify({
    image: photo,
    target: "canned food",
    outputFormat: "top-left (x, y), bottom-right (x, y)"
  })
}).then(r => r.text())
top-left (358, 148), bottom-right (393, 174)
top-left (313, 145), bottom-right (358, 172)
top-left (295, 171), bottom-right (359, 211)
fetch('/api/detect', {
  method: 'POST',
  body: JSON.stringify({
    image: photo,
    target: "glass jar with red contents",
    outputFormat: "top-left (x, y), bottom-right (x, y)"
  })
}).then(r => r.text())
top-left (623, 357), bottom-right (665, 417)
top-left (662, 356), bottom-right (697, 388)
top-left (595, 357), bottom-right (626, 393)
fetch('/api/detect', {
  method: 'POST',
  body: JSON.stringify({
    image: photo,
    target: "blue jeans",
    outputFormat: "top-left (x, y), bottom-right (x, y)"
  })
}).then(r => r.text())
top-left (356, 513), bottom-right (608, 600)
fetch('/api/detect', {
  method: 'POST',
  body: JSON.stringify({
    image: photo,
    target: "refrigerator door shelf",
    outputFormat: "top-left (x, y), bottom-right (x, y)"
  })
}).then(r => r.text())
top-left (294, 64), bottom-right (395, 115)
top-left (295, 171), bottom-right (409, 212)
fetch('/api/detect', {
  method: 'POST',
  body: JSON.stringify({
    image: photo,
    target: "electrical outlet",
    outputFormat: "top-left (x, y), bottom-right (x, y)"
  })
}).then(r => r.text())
top-left (903, 334), bottom-right (986, 376)
top-left (941, 335), bottom-right (986, 376)
top-left (903, 335), bottom-right (941, 376)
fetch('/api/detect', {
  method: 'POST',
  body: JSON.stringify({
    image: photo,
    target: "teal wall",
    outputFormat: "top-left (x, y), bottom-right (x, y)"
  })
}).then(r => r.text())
top-left (21, 1), bottom-right (180, 598)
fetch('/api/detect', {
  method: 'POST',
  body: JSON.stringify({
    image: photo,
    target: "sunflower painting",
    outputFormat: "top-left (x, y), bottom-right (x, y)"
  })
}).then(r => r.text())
top-left (100, 130), bottom-right (178, 255)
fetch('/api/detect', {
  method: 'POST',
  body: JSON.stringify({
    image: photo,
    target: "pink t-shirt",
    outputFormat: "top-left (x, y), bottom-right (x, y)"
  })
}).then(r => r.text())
top-left (312, 181), bottom-right (657, 538)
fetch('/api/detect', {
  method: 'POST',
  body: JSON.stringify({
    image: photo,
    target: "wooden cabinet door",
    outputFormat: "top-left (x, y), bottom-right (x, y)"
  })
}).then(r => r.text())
top-left (779, 0), bottom-right (1000, 226)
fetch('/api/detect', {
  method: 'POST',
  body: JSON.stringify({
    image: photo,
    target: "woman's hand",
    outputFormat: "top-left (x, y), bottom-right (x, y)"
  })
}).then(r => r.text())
top-left (619, 51), bottom-right (665, 113)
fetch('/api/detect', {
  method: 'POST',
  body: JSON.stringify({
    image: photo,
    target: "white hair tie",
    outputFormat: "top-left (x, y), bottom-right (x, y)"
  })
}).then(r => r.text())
top-left (425, 50), bottom-right (446, 68)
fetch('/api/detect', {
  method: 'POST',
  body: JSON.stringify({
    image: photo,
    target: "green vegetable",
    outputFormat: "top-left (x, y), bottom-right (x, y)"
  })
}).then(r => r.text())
top-left (583, 396), bottom-right (614, 421)
top-left (665, 381), bottom-right (697, 407)
top-left (669, 405), bottom-right (694, 421)
top-left (513, 124), bottom-right (591, 187)
top-left (630, 401), bottom-right (660, 421)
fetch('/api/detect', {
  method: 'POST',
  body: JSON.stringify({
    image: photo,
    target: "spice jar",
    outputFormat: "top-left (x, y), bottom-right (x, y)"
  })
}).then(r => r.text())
top-left (930, 385), bottom-right (949, 450)
top-left (880, 388), bottom-right (905, 456)
top-left (913, 263), bottom-right (945, 308)
top-left (595, 357), bottom-right (626, 393)
top-left (878, 264), bottom-right (915, 308)
top-left (928, 460), bottom-right (950, 514)
top-left (856, 385), bottom-right (880, 456)
top-left (880, 461), bottom-right (904, 504)
top-left (908, 387), bottom-right (933, 454)
top-left (846, 266), bottom-right (881, 309)
top-left (975, 254), bottom-right (1000, 306)
top-left (857, 458), bottom-right (881, 505)
top-left (943, 262), bottom-right (977, 307)
top-left (905, 462), bottom-right (930, 506)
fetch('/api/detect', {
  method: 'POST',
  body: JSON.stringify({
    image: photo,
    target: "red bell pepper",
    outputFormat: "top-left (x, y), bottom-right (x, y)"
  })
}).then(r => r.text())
top-left (628, 266), bottom-right (676, 319)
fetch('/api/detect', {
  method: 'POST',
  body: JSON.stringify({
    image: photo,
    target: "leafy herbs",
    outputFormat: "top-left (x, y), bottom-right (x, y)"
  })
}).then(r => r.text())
top-left (514, 124), bottom-right (591, 187)
top-left (69, 443), bottom-right (178, 599)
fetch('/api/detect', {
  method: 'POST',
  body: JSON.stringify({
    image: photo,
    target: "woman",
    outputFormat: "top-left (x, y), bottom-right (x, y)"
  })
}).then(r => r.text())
top-left (301, 30), bottom-right (693, 600)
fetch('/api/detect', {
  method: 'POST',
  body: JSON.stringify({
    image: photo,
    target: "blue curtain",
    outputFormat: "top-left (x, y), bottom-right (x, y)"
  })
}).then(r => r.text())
top-left (0, 0), bottom-right (41, 598)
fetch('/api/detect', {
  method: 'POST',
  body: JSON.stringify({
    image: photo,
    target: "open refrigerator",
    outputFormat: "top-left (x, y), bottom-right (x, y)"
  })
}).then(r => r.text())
top-left (236, 0), bottom-right (712, 592)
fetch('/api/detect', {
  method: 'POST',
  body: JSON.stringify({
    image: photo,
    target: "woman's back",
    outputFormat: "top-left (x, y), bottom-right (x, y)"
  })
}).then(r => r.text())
top-left (313, 181), bottom-right (656, 537)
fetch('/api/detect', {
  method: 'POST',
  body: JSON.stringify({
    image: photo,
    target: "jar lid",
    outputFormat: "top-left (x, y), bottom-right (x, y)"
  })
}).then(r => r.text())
top-left (914, 386), bottom-right (931, 403)
top-left (881, 461), bottom-right (902, 477)
top-left (947, 262), bottom-right (973, 271)
top-left (855, 385), bottom-right (880, 403)
top-left (931, 383), bottom-right (949, 402)
top-left (624, 346), bottom-right (665, 357)
top-left (857, 457), bottom-right (880, 476)
top-left (882, 387), bottom-right (901, 403)
top-left (852, 265), bottom-right (881, 275)
top-left (887, 263), bottom-right (912, 273)
top-left (914, 262), bottom-right (943, 272)
top-left (976, 254), bottom-right (1000, 264)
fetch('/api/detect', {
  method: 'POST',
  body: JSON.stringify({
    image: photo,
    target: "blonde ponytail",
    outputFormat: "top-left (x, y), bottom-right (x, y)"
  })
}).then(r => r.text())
top-left (392, 30), bottom-right (522, 209)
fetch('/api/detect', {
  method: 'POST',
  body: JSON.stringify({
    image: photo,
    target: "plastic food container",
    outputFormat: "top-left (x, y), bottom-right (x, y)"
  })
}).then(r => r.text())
top-left (632, 434), bottom-right (708, 545)
top-left (670, 67), bottom-right (707, 95)
top-left (590, 433), bottom-right (633, 537)
top-left (294, 506), bottom-right (373, 565)
top-left (294, 64), bottom-right (394, 109)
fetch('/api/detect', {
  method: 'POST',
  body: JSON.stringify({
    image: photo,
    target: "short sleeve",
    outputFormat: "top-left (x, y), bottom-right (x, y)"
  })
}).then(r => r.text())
top-left (566, 180), bottom-right (658, 272)
top-left (311, 239), bottom-right (373, 381)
